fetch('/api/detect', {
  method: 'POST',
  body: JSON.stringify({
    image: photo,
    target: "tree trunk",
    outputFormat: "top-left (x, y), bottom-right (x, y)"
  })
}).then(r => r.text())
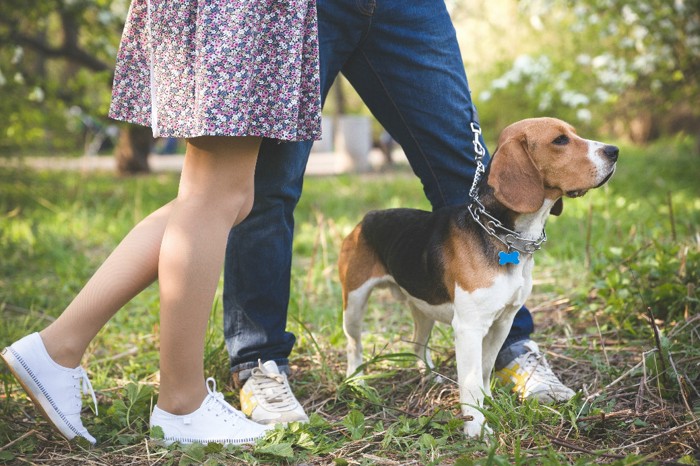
top-left (114, 124), bottom-right (152, 175)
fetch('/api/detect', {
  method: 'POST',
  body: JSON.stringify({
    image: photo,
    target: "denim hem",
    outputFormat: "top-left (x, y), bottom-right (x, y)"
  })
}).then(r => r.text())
top-left (495, 337), bottom-right (531, 371)
top-left (231, 359), bottom-right (290, 387)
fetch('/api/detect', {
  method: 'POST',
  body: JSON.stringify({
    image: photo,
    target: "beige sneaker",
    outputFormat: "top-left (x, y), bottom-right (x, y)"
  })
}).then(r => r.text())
top-left (240, 361), bottom-right (308, 425)
top-left (495, 340), bottom-right (575, 403)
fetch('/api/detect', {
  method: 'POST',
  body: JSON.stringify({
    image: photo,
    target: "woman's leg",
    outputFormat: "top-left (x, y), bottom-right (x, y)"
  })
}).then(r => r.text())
top-left (5, 135), bottom-right (261, 444)
top-left (5, 193), bottom-right (173, 445)
top-left (40, 202), bottom-right (172, 368)
top-left (155, 136), bottom-right (260, 415)
top-left (36, 135), bottom-right (259, 414)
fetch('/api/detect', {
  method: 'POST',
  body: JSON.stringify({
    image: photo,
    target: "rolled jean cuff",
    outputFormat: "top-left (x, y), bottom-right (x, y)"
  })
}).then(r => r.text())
top-left (494, 337), bottom-right (531, 371)
top-left (231, 358), bottom-right (290, 388)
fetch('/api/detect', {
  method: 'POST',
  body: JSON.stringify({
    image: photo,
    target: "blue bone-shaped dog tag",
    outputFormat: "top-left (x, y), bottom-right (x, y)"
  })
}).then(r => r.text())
top-left (498, 250), bottom-right (520, 265)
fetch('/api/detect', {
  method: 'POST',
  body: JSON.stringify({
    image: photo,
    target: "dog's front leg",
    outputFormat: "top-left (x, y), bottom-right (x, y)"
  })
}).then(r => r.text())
top-left (481, 310), bottom-right (518, 393)
top-left (453, 318), bottom-right (491, 437)
top-left (452, 300), bottom-right (493, 438)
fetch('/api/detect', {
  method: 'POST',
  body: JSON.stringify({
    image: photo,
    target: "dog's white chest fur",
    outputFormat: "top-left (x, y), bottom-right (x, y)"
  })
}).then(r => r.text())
top-left (454, 259), bottom-right (533, 329)
top-left (403, 257), bottom-right (533, 328)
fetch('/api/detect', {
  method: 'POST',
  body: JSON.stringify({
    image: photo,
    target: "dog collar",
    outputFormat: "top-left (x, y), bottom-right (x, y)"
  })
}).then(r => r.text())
top-left (467, 200), bottom-right (547, 264)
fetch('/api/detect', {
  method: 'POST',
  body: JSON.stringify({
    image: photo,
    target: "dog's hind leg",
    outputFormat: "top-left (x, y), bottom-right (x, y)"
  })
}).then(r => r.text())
top-left (343, 280), bottom-right (377, 378)
top-left (409, 304), bottom-right (441, 382)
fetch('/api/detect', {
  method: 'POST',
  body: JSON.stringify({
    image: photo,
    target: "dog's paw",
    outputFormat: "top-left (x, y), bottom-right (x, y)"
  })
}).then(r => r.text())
top-left (463, 420), bottom-right (492, 439)
top-left (462, 411), bottom-right (492, 439)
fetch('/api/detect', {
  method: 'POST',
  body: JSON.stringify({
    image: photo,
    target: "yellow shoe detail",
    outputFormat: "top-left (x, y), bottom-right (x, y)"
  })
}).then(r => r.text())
top-left (495, 363), bottom-right (530, 397)
top-left (239, 388), bottom-right (257, 417)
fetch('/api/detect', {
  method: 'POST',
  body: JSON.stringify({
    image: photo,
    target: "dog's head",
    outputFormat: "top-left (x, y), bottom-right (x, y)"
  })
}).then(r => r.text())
top-left (487, 117), bottom-right (618, 215)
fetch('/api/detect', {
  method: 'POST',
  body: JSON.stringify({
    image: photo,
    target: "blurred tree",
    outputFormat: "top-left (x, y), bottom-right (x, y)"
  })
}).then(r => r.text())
top-left (0, 0), bottom-right (151, 173)
top-left (475, 0), bottom-right (700, 143)
top-left (559, 0), bottom-right (700, 142)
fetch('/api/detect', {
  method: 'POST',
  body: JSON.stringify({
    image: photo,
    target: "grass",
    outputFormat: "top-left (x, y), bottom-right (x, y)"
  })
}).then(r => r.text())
top-left (1, 136), bottom-right (699, 465)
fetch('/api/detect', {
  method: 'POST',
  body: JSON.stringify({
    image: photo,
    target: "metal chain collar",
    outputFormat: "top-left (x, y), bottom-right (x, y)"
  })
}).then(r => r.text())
top-left (467, 123), bottom-right (547, 258)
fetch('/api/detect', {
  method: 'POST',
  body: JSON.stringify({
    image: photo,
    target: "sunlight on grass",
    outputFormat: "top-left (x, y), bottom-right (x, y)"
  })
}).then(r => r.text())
top-left (0, 139), bottom-right (698, 463)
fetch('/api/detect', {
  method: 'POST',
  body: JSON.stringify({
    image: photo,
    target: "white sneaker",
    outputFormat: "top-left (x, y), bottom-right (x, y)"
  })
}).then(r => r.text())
top-left (150, 377), bottom-right (271, 445)
top-left (240, 361), bottom-right (309, 425)
top-left (1, 333), bottom-right (98, 444)
top-left (495, 340), bottom-right (576, 403)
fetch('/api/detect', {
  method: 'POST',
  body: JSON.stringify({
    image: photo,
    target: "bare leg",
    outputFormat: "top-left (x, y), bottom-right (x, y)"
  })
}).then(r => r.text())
top-left (40, 202), bottom-right (172, 367)
top-left (38, 135), bottom-right (260, 416)
top-left (156, 136), bottom-right (259, 414)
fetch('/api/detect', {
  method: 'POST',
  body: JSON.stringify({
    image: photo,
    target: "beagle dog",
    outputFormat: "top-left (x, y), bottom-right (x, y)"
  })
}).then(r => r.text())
top-left (337, 117), bottom-right (618, 437)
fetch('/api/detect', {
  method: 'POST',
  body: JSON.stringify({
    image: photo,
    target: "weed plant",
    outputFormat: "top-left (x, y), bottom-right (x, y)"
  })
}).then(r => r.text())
top-left (0, 136), bottom-right (698, 464)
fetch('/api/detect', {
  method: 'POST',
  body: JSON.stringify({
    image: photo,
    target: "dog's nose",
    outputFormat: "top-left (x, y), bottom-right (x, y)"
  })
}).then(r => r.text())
top-left (603, 145), bottom-right (619, 162)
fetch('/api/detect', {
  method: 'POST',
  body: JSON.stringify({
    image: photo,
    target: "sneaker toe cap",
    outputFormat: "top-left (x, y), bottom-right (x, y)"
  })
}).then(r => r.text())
top-left (252, 407), bottom-right (309, 425)
top-left (530, 385), bottom-right (576, 403)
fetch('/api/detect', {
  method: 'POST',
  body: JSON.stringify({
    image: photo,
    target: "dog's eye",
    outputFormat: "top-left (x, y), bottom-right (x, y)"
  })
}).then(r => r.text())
top-left (552, 135), bottom-right (569, 145)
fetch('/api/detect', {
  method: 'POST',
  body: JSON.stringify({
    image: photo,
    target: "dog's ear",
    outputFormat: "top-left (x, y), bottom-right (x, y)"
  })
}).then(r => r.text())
top-left (488, 138), bottom-right (544, 213)
top-left (551, 198), bottom-right (563, 216)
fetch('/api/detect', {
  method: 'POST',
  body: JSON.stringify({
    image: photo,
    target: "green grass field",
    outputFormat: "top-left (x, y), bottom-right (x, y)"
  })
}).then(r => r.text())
top-left (1, 137), bottom-right (699, 465)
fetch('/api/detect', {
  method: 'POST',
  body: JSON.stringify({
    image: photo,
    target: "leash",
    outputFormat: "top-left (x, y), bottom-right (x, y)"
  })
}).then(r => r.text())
top-left (466, 123), bottom-right (546, 265)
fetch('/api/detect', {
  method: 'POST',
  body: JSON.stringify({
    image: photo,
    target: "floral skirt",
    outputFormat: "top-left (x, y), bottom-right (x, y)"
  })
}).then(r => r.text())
top-left (109, 0), bottom-right (321, 142)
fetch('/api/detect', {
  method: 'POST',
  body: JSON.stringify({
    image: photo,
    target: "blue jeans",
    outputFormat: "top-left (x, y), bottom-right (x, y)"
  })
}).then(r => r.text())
top-left (223, 0), bottom-right (533, 380)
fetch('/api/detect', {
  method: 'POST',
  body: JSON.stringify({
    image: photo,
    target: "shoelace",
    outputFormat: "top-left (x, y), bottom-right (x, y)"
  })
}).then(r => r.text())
top-left (72, 367), bottom-right (98, 415)
top-left (249, 363), bottom-right (296, 410)
top-left (205, 377), bottom-right (246, 420)
top-left (519, 351), bottom-right (562, 388)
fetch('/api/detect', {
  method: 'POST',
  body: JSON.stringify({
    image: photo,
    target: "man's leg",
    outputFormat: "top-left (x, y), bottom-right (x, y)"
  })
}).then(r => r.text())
top-left (341, 0), bottom-right (482, 208)
top-left (223, 137), bottom-right (315, 424)
top-left (223, 0), bottom-right (374, 423)
top-left (223, 138), bottom-right (311, 384)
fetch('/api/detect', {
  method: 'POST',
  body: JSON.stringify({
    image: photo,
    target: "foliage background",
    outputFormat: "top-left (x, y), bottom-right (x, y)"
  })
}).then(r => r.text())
top-left (1, 139), bottom-right (699, 463)
top-left (1, 0), bottom-right (699, 154)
